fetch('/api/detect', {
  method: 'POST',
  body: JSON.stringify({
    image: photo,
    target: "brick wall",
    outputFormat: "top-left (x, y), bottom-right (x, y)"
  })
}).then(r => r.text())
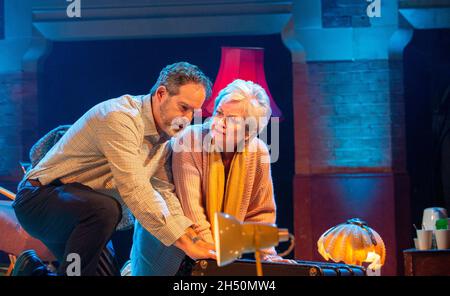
top-left (321, 0), bottom-right (371, 28)
top-left (292, 59), bottom-right (409, 274)
top-left (293, 59), bottom-right (405, 174)
top-left (0, 73), bottom-right (24, 181)
top-left (0, 72), bottom-right (38, 189)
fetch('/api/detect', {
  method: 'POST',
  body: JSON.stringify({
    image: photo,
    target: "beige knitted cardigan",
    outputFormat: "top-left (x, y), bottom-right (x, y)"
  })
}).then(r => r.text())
top-left (171, 124), bottom-right (277, 256)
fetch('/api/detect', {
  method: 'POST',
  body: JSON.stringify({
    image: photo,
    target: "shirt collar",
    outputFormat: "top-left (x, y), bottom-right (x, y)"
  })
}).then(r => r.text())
top-left (141, 94), bottom-right (159, 137)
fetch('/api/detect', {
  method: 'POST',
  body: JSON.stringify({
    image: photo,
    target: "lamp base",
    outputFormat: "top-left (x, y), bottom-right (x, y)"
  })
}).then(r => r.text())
top-left (366, 268), bottom-right (381, 276)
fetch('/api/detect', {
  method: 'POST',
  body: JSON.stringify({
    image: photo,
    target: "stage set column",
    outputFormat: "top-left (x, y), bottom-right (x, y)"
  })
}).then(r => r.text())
top-left (282, 0), bottom-right (411, 275)
top-left (0, 1), bottom-right (47, 190)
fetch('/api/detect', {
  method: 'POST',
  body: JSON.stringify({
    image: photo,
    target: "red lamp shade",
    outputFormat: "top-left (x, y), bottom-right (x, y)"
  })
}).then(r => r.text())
top-left (202, 47), bottom-right (283, 118)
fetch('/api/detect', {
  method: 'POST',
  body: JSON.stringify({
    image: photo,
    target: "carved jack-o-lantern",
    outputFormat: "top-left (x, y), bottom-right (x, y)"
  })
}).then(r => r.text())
top-left (317, 218), bottom-right (386, 270)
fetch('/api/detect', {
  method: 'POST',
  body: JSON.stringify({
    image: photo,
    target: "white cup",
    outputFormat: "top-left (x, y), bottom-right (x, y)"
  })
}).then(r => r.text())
top-left (416, 229), bottom-right (433, 250)
top-left (422, 207), bottom-right (448, 230)
top-left (435, 229), bottom-right (450, 250)
top-left (413, 238), bottom-right (419, 249)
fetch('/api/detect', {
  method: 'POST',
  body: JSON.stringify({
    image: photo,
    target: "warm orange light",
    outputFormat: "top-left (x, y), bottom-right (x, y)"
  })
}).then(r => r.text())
top-left (317, 218), bottom-right (386, 270)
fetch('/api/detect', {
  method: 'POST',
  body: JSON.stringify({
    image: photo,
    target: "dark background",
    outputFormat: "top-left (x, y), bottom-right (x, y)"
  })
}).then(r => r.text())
top-left (37, 34), bottom-right (295, 256)
top-left (404, 29), bottom-right (450, 226)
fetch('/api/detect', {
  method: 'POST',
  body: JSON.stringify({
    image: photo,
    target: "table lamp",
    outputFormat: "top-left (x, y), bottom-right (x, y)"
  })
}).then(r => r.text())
top-left (202, 47), bottom-right (283, 118)
top-left (317, 218), bottom-right (386, 274)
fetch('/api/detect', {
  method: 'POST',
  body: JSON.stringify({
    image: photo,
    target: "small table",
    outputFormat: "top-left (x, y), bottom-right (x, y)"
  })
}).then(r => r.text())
top-left (403, 249), bottom-right (450, 276)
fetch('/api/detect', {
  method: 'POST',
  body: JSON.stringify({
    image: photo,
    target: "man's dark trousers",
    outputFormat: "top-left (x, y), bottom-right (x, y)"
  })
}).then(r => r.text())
top-left (12, 181), bottom-right (122, 276)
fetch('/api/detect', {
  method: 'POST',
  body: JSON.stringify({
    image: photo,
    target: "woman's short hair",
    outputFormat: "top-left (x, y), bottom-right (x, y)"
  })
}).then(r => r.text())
top-left (213, 79), bottom-right (272, 134)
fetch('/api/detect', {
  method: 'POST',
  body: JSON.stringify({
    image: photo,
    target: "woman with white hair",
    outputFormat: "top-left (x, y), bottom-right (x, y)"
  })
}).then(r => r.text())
top-left (131, 79), bottom-right (290, 275)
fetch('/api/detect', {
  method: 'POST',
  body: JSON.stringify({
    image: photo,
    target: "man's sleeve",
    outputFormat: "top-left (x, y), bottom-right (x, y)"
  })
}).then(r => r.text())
top-left (95, 112), bottom-right (193, 246)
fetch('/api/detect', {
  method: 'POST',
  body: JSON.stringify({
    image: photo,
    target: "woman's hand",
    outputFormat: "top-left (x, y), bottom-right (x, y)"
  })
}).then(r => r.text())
top-left (262, 254), bottom-right (297, 264)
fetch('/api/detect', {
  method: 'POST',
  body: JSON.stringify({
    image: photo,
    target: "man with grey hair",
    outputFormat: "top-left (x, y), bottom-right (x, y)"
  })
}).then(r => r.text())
top-left (12, 62), bottom-right (215, 276)
top-left (131, 79), bottom-right (292, 275)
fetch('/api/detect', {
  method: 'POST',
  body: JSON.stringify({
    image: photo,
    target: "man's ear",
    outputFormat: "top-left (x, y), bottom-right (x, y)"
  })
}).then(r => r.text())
top-left (155, 86), bottom-right (168, 103)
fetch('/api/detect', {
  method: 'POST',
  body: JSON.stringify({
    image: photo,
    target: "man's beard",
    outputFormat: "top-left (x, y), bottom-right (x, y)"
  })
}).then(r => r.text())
top-left (160, 103), bottom-right (189, 137)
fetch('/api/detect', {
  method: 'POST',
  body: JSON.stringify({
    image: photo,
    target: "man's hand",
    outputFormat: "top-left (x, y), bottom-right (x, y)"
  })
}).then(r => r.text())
top-left (173, 227), bottom-right (216, 260)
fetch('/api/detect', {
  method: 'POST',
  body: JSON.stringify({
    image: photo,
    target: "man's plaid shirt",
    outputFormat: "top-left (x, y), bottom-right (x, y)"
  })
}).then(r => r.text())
top-left (22, 94), bottom-right (193, 246)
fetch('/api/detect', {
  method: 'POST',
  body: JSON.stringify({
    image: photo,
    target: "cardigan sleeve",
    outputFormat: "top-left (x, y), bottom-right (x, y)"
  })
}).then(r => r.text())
top-left (245, 140), bottom-right (278, 257)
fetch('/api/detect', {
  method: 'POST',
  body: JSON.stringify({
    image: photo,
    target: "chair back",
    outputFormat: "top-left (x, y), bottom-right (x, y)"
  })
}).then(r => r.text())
top-left (0, 186), bottom-right (16, 201)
